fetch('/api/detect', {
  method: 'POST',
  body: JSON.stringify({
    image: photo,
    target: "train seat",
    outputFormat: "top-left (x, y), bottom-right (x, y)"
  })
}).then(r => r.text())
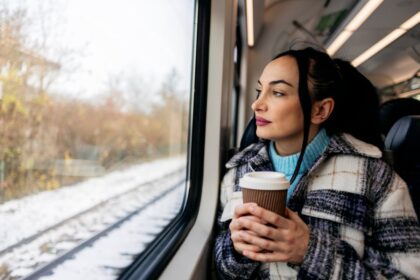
top-left (379, 98), bottom-right (420, 136)
top-left (384, 115), bottom-right (420, 218)
top-left (239, 115), bottom-right (258, 151)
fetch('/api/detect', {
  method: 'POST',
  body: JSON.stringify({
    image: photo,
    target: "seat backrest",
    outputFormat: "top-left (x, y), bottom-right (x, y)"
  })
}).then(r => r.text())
top-left (379, 98), bottom-right (420, 136)
top-left (385, 115), bottom-right (420, 217)
top-left (239, 116), bottom-right (258, 151)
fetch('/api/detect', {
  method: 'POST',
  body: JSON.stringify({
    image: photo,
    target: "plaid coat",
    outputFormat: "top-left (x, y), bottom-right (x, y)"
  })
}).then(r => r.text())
top-left (214, 133), bottom-right (420, 279)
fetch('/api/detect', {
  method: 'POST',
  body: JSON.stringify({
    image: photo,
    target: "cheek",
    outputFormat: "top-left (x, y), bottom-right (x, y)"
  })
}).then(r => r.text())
top-left (273, 103), bottom-right (303, 125)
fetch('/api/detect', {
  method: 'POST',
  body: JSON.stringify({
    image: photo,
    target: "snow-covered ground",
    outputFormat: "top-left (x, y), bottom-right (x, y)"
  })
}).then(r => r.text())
top-left (39, 185), bottom-right (185, 280)
top-left (0, 156), bottom-right (186, 279)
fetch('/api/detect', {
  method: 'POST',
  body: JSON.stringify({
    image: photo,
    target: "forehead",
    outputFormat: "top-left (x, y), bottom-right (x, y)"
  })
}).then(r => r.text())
top-left (259, 55), bottom-right (299, 85)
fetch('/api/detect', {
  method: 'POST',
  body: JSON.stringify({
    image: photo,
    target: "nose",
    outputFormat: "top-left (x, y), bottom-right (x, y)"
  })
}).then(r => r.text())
top-left (251, 93), bottom-right (267, 112)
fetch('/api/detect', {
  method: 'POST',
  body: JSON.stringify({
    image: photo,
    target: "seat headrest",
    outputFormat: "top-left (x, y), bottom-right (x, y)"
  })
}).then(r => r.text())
top-left (379, 98), bottom-right (420, 135)
top-left (385, 115), bottom-right (420, 154)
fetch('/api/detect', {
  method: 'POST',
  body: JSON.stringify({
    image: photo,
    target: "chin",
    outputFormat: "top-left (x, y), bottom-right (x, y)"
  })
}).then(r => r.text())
top-left (255, 130), bottom-right (273, 141)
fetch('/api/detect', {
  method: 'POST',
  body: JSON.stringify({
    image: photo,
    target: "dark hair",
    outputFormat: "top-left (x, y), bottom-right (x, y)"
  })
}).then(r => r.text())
top-left (271, 47), bottom-right (382, 183)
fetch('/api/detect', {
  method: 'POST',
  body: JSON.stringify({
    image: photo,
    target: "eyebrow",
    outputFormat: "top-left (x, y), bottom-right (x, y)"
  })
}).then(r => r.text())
top-left (257, 79), bottom-right (294, 88)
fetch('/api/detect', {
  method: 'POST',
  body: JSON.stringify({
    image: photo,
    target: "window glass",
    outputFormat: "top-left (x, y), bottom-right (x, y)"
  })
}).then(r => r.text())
top-left (0, 0), bottom-right (194, 279)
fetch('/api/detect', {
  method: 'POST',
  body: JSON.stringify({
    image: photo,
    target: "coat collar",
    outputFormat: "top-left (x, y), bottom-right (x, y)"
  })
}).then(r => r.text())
top-left (226, 141), bottom-right (270, 169)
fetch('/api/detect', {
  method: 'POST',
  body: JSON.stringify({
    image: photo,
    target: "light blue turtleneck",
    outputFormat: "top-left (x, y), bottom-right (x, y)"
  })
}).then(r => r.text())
top-left (269, 128), bottom-right (330, 201)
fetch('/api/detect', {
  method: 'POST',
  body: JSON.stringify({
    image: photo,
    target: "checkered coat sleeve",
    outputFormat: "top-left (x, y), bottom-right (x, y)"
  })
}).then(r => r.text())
top-left (214, 168), bottom-right (269, 279)
top-left (214, 135), bottom-right (420, 280)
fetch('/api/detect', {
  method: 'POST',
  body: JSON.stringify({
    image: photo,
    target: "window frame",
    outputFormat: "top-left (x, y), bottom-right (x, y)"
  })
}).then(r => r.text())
top-left (117, 0), bottom-right (210, 279)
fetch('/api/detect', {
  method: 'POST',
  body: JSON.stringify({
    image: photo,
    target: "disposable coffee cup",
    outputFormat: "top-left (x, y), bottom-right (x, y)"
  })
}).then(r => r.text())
top-left (239, 171), bottom-right (289, 216)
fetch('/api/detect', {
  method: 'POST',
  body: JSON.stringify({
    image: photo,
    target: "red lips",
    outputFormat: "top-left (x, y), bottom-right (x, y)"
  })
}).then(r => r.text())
top-left (255, 117), bottom-right (271, 126)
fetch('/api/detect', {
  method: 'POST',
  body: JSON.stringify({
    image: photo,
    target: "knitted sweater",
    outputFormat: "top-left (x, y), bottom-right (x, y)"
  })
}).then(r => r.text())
top-left (215, 133), bottom-right (420, 279)
top-left (269, 128), bottom-right (330, 201)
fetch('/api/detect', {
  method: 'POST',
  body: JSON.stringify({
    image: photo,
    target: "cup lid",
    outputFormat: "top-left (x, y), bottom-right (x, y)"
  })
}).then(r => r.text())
top-left (239, 171), bottom-right (289, 190)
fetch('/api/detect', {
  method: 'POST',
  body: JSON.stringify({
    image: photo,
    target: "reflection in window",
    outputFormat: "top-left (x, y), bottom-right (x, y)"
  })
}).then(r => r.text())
top-left (0, 0), bottom-right (194, 279)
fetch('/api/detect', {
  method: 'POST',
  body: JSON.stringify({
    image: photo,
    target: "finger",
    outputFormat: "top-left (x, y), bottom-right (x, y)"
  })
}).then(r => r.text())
top-left (230, 231), bottom-right (263, 254)
top-left (242, 215), bottom-right (267, 224)
top-left (243, 229), bottom-right (258, 236)
top-left (233, 203), bottom-right (258, 218)
top-left (240, 230), bottom-right (293, 252)
top-left (237, 216), bottom-right (281, 240)
top-left (286, 208), bottom-right (307, 228)
top-left (243, 250), bottom-right (289, 263)
top-left (229, 217), bottom-right (243, 232)
top-left (284, 208), bottom-right (309, 237)
top-left (230, 228), bottom-right (260, 243)
top-left (230, 216), bottom-right (266, 232)
top-left (233, 242), bottom-right (263, 255)
top-left (247, 204), bottom-right (292, 229)
top-left (239, 231), bottom-right (279, 252)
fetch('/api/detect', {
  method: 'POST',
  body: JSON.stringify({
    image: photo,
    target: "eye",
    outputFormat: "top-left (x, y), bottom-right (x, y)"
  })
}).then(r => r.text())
top-left (273, 91), bottom-right (284, 97)
top-left (255, 89), bottom-right (261, 99)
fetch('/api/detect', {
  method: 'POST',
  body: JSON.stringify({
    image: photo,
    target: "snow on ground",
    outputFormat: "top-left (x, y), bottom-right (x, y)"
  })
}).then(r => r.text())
top-left (38, 185), bottom-right (185, 280)
top-left (0, 156), bottom-right (186, 253)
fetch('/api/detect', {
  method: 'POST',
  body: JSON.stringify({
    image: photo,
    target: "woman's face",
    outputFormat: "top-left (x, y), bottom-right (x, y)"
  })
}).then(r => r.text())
top-left (252, 55), bottom-right (305, 147)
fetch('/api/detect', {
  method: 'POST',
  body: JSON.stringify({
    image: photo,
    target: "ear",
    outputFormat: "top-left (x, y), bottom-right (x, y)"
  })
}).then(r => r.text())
top-left (311, 98), bottom-right (334, 125)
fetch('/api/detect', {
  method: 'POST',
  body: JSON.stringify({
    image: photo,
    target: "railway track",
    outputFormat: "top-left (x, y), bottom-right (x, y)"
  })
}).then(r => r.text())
top-left (0, 168), bottom-right (186, 280)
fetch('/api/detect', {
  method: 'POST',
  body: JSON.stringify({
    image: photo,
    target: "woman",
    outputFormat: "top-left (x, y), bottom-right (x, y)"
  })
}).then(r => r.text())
top-left (214, 47), bottom-right (420, 279)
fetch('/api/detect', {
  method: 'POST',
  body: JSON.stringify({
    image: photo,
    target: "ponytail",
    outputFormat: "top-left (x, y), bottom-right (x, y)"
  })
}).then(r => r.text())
top-left (330, 59), bottom-right (382, 148)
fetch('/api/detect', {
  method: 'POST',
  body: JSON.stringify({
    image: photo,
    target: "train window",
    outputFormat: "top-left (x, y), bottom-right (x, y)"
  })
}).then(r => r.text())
top-left (0, 0), bottom-right (196, 279)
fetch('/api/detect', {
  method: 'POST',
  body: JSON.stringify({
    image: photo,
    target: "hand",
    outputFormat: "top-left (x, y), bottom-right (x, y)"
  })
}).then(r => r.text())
top-left (229, 203), bottom-right (266, 255)
top-left (235, 205), bottom-right (310, 264)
